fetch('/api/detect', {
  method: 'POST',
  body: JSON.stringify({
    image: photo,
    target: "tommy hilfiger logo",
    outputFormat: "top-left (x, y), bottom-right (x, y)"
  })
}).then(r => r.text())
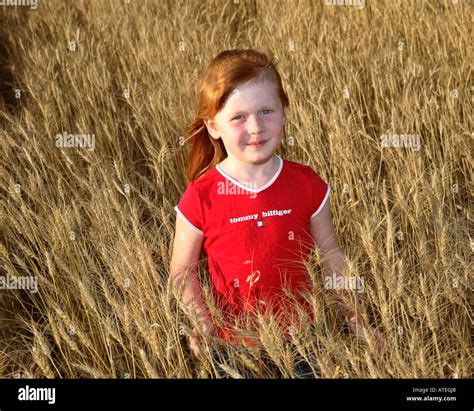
top-left (229, 209), bottom-right (292, 227)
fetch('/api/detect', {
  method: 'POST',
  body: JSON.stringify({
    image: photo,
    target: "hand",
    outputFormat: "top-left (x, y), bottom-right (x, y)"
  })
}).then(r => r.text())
top-left (188, 317), bottom-right (215, 360)
top-left (347, 316), bottom-right (386, 354)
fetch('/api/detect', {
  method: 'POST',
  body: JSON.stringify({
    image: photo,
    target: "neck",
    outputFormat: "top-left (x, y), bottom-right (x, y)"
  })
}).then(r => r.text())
top-left (220, 155), bottom-right (279, 182)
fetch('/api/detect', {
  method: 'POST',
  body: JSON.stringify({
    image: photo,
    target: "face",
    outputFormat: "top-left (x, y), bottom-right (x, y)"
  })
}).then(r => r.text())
top-left (204, 78), bottom-right (286, 166)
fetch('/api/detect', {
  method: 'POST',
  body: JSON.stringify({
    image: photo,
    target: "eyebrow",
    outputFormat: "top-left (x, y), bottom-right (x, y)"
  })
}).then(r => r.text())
top-left (228, 106), bottom-right (275, 116)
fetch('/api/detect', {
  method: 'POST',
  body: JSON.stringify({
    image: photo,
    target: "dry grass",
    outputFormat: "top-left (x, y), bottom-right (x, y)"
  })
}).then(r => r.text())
top-left (0, 0), bottom-right (472, 378)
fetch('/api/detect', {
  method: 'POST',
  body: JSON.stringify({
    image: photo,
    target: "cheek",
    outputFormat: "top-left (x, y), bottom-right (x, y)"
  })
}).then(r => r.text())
top-left (224, 126), bottom-right (247, 145)
top-left (266, 116), bottom-right (285, 132)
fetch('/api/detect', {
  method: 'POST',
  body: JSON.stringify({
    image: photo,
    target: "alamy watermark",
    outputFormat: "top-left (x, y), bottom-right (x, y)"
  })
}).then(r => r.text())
top-left (217, 180), bottom-right (257, 199)
top-left (324, 273), bottom-right (365, 294)
top-left (0, 273), bottom-right (38, 293)
top-left (0, 0), bottom-right (38, 9)
top-left (325, 0), bottom-right (365, 9)
top-left (18, 385), bottom-right (55, 405)
top-left (55, 131), bottom-right (95, 151)
top-left (380, 131), bottom-right (421, 151)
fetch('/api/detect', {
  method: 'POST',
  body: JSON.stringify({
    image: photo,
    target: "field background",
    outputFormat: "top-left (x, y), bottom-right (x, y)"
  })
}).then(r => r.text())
top-left (0, 0), bottom-right (472, 378)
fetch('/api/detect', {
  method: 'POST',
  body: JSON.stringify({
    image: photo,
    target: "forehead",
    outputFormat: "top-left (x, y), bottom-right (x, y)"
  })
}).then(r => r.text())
top-left (222, 79), bottom-right (280, 113)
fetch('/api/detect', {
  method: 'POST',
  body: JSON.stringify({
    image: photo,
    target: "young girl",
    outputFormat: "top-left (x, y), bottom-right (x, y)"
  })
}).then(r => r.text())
top-left (170, 49), bottom-right (385, 372)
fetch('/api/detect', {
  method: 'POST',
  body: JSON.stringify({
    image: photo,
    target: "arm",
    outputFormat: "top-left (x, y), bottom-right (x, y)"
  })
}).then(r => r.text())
top-left (310, 200), bottom-right (385, 352)
top-left (169, 213), bottom-right (214, 352)
top-left (310, 200), bottom-right (359, 317)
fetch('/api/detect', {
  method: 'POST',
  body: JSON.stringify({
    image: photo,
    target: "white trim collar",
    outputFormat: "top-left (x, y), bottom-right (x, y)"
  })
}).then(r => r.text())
top-left (216, 155), bottom-right (283, 193)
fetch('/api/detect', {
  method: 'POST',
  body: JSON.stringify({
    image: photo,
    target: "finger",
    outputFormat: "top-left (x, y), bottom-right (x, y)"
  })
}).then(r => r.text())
top-left (192, 346), bottom-right (201, 359)
top-left (190, 338), bottom-right (202, 359)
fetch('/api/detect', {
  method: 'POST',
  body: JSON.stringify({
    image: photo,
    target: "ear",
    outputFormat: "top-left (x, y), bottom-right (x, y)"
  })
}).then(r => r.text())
top-left (203, 119), bottom-right (220, 140)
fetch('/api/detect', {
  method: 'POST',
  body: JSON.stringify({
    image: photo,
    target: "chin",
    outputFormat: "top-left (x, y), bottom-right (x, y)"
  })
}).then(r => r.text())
top-left (246, 152), bottom-right (276, 163)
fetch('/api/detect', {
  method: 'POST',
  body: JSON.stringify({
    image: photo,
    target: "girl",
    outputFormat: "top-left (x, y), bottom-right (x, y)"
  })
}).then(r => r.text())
top-left (170, 49), bottom-right (385, 374)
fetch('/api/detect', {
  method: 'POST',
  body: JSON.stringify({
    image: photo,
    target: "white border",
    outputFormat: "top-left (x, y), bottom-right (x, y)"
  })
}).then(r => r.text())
top-left (216, 155), bottom-right (283, 193)
top-left (174, 206), bottom-right (204, 235)
top-left (310, 185), bottom-right (331, 219)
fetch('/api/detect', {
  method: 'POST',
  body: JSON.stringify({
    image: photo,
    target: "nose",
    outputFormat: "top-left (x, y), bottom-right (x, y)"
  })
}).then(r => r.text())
top-left (246, 114), bottom-right (265, 135)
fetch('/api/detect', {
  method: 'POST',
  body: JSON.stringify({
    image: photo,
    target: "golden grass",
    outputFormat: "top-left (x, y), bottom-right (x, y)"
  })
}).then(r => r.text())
top-left (0, 0), bottom-right (472, 378)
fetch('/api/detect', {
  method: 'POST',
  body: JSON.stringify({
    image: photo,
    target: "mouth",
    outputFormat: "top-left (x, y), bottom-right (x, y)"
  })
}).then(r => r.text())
top-left (247, 140), bottom-right (267, 148)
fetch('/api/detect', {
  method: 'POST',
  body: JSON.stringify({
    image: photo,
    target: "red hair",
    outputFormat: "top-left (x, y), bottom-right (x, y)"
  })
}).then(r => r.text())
top-left (183, 49), bottom-right (289, 183)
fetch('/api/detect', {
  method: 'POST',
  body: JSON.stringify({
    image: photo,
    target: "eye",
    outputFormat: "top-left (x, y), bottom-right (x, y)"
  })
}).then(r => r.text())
top-left (231, 110), bottom-right (273, 121)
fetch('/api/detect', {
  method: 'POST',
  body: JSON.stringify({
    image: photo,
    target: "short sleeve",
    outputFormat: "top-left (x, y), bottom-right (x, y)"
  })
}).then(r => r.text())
top-left (308, 168), bottom-right (331, 219)
top-left (174, 182), bottom-right (204, 235)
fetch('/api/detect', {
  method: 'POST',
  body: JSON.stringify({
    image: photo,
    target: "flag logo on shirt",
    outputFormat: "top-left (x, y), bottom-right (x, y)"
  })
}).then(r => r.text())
top-left (257, 218), bottom-right (265, 228)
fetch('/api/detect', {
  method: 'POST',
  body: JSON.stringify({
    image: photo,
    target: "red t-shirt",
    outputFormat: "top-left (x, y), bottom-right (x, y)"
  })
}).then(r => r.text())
top-left (174, 155), bottom-right (331, 344)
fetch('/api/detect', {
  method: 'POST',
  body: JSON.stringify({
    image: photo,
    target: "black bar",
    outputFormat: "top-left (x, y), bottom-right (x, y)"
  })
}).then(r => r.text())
top-left (0, 378), bottom-right (471, 410)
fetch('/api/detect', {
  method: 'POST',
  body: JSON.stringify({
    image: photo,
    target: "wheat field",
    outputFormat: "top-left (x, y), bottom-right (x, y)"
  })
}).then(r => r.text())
top-left (0, 0), bottom-right (472, 379)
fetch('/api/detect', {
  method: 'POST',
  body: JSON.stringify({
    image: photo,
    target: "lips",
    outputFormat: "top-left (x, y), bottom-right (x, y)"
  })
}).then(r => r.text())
top-left (247, 140), bottom-right (267, 146)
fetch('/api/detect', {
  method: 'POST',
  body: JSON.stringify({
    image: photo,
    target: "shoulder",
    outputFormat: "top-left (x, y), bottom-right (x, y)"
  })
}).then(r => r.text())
top-left (282, 158), bottom-right (325, 181)
top-left (188, 167), bottom-right (220, 194)
top-left (282, 159), bottom-right (330, 212)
